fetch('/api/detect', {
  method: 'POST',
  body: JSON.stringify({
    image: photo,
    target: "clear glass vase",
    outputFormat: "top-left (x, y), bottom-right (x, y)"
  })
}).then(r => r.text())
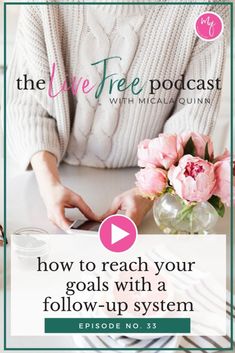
top-left (153, 193), bottom-right (218, 234)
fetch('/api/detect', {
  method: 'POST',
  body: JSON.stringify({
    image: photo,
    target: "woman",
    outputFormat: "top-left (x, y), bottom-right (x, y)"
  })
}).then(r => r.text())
top-left (7, 0), bottom-right (229, 230)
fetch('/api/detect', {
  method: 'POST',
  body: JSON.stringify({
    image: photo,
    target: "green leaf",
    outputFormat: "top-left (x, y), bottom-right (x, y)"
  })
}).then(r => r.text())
top-left (184, 137), bottom-right (195, 156)
top-left (208, 195), bottom-right (225, 217)
top-left (165, 186), bottom-right (174, 194)
top-left (204, 142), bottom-right (210, 161)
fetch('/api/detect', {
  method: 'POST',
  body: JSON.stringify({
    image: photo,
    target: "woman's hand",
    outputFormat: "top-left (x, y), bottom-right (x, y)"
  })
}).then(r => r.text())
top-left (31, 151), bottom-right (98, 230)
top-left (102, 188), bottom-right (153, 226)
top-left (41, 182), bottom-right (98, 230)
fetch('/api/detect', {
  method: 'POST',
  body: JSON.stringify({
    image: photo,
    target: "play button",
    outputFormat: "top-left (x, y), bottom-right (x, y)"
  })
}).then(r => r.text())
top-left (111, 224), bottom-right (130, 245)
top-left (99, 215), bottom-right (137, 252)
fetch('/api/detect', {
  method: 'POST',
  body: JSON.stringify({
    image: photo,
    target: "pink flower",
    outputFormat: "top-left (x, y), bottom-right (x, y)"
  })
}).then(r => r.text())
top-left (213, 156), bottom-right (234, 207)
top-left (168, 155), bottom-right (216, 202)
top-left (137, 134), bottom-right (184, 169)
top-left (214, 148), bottom-right (230, 162)
top-left (137, 139), bottom-right (154, 166)
top-left (181, 132), bottom-right (214, 160)
top-left (136, 168), bottom-right (167, 198)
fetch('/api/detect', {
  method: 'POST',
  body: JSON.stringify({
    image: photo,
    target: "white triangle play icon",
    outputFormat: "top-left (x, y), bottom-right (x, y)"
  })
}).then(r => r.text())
top-left (111, 224), bottom-right (130, 245)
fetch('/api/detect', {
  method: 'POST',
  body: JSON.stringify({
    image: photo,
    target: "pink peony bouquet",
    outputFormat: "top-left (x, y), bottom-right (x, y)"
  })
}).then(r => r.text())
top-left (136, 132), bottom-right (234, 218)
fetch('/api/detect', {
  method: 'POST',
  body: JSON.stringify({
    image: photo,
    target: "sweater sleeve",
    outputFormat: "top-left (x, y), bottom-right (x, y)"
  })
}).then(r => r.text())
top-left (163, 5), bottom-right (230, 135)
top-left (7, 5), bottom-right (61, 170)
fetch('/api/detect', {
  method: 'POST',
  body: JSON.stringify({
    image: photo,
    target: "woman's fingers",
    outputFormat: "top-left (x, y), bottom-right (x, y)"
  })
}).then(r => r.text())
top-left (71, 194), bottom-right (99, 221)
top-left (48, 206), bottom-right (73, 231)
top-left (101, 189), bottom-right (154, 226)
top-left (42, 183), bottom-right (99, 229)
top-left (100, 197), bottom-right (121, 220)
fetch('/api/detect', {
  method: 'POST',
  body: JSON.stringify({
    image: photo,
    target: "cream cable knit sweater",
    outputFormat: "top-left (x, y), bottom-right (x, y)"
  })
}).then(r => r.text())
top-left (7, 0), bottom-right (229, 169)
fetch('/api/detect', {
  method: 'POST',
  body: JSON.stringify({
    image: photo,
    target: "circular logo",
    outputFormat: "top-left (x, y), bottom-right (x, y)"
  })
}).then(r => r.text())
top-left (98, 215), bottom-right (137, 253)
top-left (195, 12), bottom-right (223, 41)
